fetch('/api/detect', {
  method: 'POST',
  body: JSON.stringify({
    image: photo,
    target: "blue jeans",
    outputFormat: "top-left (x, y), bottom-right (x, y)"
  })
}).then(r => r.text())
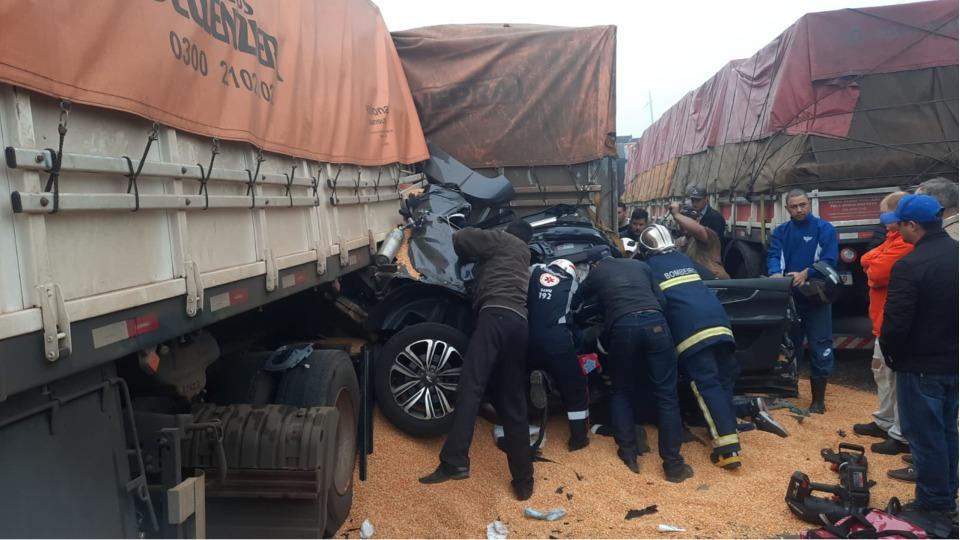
top-left (605, 311), bottom-right (684, 469)
top-left (896, 371), bottom-right (959, 511)
top-left (793, 296), bottom-right (834, 378)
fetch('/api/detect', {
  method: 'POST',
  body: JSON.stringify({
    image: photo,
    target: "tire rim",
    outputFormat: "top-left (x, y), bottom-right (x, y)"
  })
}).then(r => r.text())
top-left (389, 338), bottom-right (462, 421)
top-left (331, 385), bottom-right (357, 495)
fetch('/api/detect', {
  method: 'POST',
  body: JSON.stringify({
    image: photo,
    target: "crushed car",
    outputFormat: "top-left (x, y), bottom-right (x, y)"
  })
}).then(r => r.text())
top-left (351, 146), bottom-right (798, 437)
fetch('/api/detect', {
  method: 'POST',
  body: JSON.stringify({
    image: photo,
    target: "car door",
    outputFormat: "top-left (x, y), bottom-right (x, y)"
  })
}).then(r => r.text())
top-left (707, 277), bottom-right (798, 397)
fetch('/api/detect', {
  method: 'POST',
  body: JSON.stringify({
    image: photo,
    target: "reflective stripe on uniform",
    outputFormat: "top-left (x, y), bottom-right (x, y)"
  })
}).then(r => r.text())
top-left (713, 433), bottom-right (740, 448)
top-left (659, 273), bottom-right (701, 290)
top-left (690, 380), bottom-right (719, 440)
top-left (567, 410), bottom-right (589, 421)
top-left (676, 326), bottom-right (734, 354)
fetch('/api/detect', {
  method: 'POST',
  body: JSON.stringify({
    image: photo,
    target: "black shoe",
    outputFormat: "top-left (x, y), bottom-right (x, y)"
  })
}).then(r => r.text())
top-left (872, 438), bottom-right (909, 455)
top-left (853, 421), bottom-right (889, 439)
top-left (618, 449), bottom-right (640, 474)
top-left (512, 479), bottom-right (534, 501)
top-left (419, 462), bottom-right (469, 484)
top-left (568, 436), bottom-right (590, 452)
top-left (809, 377), bottom-right (827, 414)
top-left (888, 466), bottom-right (917, 483)
top-left (902, 453), bottom-right (913, 464)
top-left (755, 410), bottom-right (790, 438)
top-left (664, 463), bottom-right (694, 483)
top-left (529, 370), bottom-right (548, 410)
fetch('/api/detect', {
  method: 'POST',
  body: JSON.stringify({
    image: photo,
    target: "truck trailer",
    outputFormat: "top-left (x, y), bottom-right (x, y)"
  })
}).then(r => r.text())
top-left (0, 0), bottom-right (427, 537)
top-left (623, 0), bottom-right (958, 349)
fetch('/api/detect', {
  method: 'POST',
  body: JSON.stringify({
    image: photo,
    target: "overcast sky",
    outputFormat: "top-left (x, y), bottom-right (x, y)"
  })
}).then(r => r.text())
top-left (374, 0), bottom-right (917, 138)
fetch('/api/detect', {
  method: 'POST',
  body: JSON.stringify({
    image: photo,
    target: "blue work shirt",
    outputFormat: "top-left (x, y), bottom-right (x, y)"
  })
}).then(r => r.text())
top-left (767, 215), bottom-right (838, 278)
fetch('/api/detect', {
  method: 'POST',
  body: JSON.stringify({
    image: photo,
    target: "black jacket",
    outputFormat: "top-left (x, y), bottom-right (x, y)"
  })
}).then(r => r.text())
top-left (699, 205), bottom-right (726, 242)
top-left (880, 230), bottom-right (959, 373)
top-left (577, 257), bottom-right (666, 331)
top-left (453, 228), bottom-right (530, 318)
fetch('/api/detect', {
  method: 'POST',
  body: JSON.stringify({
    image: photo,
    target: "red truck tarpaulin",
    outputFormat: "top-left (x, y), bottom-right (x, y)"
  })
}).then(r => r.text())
top-left (624, 0), bottom-right (958, 201)
top-left (0, 0), bottom-right (429, 166)
top-left (393, 24), bottom-right (617, 168)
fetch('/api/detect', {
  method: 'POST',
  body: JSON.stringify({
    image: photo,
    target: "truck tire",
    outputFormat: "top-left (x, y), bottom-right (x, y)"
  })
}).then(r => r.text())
top-left (375, 323), bottom-right (467, 437)
top-left (275, 350), bottom-right (359, 537)
top-left (724, 239), bottom-right (767, 279)
top-left (206, 351), bottom-right (277, 405)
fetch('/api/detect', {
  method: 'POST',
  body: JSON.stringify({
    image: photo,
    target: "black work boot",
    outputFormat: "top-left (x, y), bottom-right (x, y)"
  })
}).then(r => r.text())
top-left (809, 377), bottom-right (828, 414)
top-left (568, 420), bottom-right (589, 452)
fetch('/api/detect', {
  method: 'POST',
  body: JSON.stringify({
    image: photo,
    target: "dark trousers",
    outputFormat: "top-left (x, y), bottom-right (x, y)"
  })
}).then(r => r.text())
top-left (793, 295), bottom-right (834, 378)
top-left (605, 311), bottom-right (684, 470)
top-left (680, 344), bottom-right (740, 454)
top-left (440, 308), bottom-right (532, 485)
top-left (896, 371), bottom-right (959, 511)
top-left (529, 326), bottom-right (589, 431)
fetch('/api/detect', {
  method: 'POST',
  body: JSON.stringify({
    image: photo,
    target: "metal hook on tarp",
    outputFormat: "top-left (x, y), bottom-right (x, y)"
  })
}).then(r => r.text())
top-left (196, 138), bottom-right (220, 210)
top-left (245, 146), bottom-right (265, 209)
top-left (43, 100), bottom-right (72, 213)
top-left (122, 123), bottom-right (159, 212)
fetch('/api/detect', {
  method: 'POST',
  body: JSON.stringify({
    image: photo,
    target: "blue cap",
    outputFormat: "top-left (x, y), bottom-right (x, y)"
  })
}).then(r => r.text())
top-left (879, 211), bottom-right (899, 225)
top-left (883, 194), bottom-right (944, 224)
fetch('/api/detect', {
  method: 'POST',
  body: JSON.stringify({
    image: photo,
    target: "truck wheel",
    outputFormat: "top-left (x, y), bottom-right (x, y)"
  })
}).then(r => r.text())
top-left (724, 239), bottom-right (766, 278)
top-left (375, 323), bottom-right (467, 437)
top-left (206, 351), bottom-right (277, 405)
top-left (275, 350), bottom-right (359, 537)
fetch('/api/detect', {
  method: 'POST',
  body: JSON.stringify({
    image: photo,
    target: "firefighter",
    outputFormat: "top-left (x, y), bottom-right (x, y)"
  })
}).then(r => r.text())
top-left (636, 224), bottom-right (743, 470)
top-left (527, 258), bottom-right (590, 451)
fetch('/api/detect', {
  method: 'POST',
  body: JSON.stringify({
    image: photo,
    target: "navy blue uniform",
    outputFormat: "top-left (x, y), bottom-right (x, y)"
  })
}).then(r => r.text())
top-left (646, 250), bottom-right (742, 463)
top-left (527, 265), bottom-right (589, 444)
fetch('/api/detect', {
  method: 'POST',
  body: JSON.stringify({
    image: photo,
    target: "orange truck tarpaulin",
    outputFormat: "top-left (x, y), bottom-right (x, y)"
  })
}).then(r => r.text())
top-left (0, 0), bottom-right (429, 166)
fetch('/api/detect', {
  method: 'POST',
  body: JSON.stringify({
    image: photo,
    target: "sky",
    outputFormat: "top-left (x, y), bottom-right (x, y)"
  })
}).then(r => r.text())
top-left (374, 0), bottom-right (918, 138)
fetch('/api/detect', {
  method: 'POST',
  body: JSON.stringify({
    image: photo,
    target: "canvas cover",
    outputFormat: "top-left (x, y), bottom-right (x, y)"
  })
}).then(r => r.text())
top-left (393, 24), bottom-right (617, 168)
top-left (624, 0), bottom-right (958, 201)
top-left (0, 0), bottom-right (428, 166)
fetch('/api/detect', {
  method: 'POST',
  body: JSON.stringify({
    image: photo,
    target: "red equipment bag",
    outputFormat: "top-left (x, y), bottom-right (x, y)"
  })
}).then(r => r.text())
top-left (801, 509), bottom-right (927, 539)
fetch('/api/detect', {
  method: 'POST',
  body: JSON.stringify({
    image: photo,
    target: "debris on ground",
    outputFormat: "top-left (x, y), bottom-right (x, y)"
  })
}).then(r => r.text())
top-left (486, 520), bottom-right (508, 540)
top-left (566, 493), bottom-right (574, 501)
top-left (837, 429), bottom-right (847, 438)
top-left (359, 519), bottom-right (374, 539)
top-left (555, 486), bottom-right (564, 494)
top-left (625, 505), bottom-right (659, 520)
top-left (657, 524), bottom-right (686, 533)
top-left (696, 484), bottom-right (709, 491)
top-left (524, 507), bottom-right (567, 521)
top-left (575, 471), bottom-right (584, 481)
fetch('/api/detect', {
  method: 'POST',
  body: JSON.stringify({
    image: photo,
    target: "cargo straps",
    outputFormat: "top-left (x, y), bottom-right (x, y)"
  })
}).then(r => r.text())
top-left (42, 100), bottom-right (71, 213)
top-left (196, 138), bottom-right (220, 210)
top-left (327, 164), bottom-right (343, 205)
top-left (245, 147), bottom-right (265, 209)
top-left (283, 162), bottom-right (297, 207)
top-left (122, 123), bottom-right (159, 212)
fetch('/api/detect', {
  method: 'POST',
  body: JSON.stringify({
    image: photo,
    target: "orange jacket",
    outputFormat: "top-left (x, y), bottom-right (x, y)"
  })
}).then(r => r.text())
top-left (860, 230), bottom-right (914, 336)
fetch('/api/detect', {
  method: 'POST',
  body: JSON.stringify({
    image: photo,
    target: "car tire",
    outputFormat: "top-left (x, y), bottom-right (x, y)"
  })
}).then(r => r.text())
top-left (275, 350), bottom-right (359, 537)
top-left (375, 323), bottom-right (467, 438)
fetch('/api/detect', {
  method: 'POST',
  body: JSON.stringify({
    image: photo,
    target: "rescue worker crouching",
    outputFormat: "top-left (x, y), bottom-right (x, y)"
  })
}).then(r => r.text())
top-left (577, 245), bottom-right (694, 482)
top-left (527, 258), bottom-right (591, 451)
top-left (635, 224), bottom-right (743, 470)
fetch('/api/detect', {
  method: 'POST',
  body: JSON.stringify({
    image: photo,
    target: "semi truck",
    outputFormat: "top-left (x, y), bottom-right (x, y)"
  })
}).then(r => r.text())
top-left (623, 0), bottom-right (958, 350)
top-left (0, 1), bottom-right (427, 537)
